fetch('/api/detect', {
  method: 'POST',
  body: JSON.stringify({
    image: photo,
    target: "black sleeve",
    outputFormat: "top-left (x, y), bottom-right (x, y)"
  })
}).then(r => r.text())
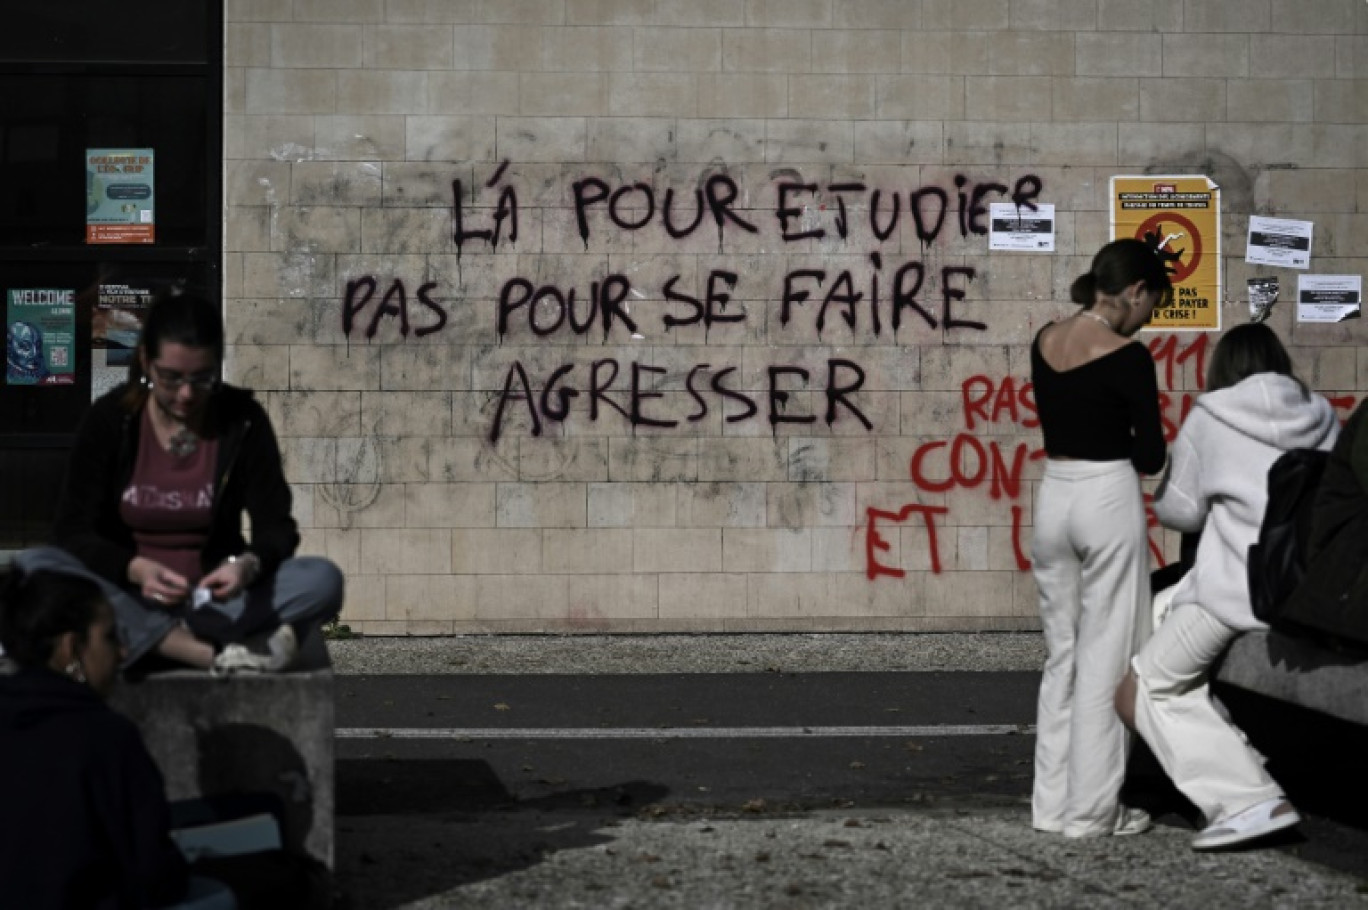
top-left (1122, 343), bottom-right (1167, 476)
top-left (240, 398), bottom-right (300, 575)
top-left (51, 396), bottom-right (137, 585)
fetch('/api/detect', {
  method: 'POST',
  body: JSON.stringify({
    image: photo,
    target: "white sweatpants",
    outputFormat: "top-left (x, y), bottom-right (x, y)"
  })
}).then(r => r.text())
top-left (1131, 602), bottom-right (1283, 824)
top-left (1031, 459), bottom-right (1151, 836)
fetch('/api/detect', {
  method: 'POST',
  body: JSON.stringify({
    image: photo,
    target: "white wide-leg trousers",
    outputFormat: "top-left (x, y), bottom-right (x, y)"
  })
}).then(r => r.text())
top-left (1131, 602), bottom-right (1283, 824)
top-left (1031, 459), bottom-right (1151, 836)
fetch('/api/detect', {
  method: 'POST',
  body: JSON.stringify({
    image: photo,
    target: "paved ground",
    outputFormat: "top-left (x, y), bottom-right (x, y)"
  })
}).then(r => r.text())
top-left (328, 632), bottom-right (1048, 676)
top-left (328, 634), bottom-right (1368, 909)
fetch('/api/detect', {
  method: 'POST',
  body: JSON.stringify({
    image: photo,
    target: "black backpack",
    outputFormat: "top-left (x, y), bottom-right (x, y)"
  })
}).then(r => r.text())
top-left (1247, 447), bottom-right (1329, 627)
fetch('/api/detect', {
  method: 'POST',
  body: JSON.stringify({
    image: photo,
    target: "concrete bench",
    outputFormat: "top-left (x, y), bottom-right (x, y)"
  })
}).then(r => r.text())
top-left (1214, 629), bottom-right (1368, 727)
top-left (110, 631), bottom-right (336, 868)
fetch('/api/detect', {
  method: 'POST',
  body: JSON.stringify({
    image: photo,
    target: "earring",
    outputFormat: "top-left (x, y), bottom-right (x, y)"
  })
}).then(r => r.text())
top-left (65, 660), bottom-right (87, 684)
top-left (140, 374), bottom-right (153, 389)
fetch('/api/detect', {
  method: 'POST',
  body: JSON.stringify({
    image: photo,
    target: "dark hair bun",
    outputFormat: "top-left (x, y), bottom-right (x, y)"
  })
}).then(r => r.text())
top-left (1070, 272), bottom-right (1097, 306)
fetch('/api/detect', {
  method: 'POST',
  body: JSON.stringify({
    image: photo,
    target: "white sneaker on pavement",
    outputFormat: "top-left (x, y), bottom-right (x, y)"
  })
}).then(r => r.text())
top-left (1191, 798), bottom-right (1300, 850)
top-left (1113, 806), bottom-right (1152, 837)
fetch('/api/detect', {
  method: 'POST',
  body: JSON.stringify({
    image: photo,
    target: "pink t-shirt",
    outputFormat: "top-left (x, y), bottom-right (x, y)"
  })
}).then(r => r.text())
top-left (119, 408), bottom-right (218, 586)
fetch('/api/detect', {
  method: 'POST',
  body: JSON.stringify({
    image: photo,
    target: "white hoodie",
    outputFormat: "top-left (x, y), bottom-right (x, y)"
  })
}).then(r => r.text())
top-left (1154, 372), bottom-right (1339, 631)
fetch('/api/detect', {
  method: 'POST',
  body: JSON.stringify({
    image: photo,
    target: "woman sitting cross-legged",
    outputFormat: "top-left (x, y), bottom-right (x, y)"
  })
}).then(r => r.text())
top-left (18, 291), bottom-right (342, 675)
top-left (1115, 323), bottom-right (1339, 850)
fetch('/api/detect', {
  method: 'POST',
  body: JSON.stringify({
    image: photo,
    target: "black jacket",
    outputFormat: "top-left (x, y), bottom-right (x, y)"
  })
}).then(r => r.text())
top-left (52, 384), bottom-right (299, 587)
top-left (0, 669), bottom-right (188, 909)
top-left (1307, 397), bottom-right (1368, 561)
top-left (1277, 398), bottom-right (1368, 646)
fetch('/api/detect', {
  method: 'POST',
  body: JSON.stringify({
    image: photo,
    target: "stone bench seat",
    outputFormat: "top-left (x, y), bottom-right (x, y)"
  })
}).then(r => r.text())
top-left (1214, 629), bottom-right (1368, 728)
top-left (109, 631), bottom-right (336, 868)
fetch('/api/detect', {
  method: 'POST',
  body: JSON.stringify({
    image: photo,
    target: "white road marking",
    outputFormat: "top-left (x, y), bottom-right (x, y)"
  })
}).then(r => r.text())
top-left (336, 724), bottom-right (1034, 740)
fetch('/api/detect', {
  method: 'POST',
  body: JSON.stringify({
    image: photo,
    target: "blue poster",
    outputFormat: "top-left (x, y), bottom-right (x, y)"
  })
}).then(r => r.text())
top-left (7, 288), bottom-right (77, 385)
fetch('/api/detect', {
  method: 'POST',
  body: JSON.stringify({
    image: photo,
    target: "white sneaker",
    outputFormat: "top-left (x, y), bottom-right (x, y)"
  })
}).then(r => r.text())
top-left (1113, 807), bottom-right (1152, 837)
top-left (211, 643), bottom-right (268, 676)
top-left (1191, 798), bottom-right (1300, 850)
top-left (264, 623), bottom-right (298, 672)
top-left (210, 625), bottom-right (298, 676)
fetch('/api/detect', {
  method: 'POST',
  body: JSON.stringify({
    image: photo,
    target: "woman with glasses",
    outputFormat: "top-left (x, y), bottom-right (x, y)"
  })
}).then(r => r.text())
top-left (18, 293), bottom-right (343, 674)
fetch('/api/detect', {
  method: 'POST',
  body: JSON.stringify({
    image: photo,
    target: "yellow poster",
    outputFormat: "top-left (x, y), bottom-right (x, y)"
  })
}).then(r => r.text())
top-left (1110, 175), bottom-right (1221, 331)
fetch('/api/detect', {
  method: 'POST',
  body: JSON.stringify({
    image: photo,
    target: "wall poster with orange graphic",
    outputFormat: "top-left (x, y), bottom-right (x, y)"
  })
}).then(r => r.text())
top-left (1110, 175), bottom-right (1221, 331)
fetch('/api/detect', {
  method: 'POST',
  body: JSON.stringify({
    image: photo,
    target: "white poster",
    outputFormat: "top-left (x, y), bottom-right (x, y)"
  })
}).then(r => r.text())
top-left (1246, 216), bottom-right (1313, 269)
top-left (988, 203), bottom-right (1054, 252)
top-left (1296, 274), bottom-right (1362, 323)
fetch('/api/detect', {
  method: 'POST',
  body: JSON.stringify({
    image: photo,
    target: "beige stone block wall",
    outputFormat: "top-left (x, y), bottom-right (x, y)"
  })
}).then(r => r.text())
top-left (224, 0), bottom-right (1368, 634)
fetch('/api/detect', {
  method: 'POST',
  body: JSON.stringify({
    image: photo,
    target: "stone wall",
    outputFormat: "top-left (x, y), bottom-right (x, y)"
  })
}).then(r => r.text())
top-left (223, 0), bottom-right (1368, 634)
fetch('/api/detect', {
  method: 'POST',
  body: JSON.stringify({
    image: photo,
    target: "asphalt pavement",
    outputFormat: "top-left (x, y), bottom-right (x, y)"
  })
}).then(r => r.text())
top-left (328, 634), bottom-right (1368, 909)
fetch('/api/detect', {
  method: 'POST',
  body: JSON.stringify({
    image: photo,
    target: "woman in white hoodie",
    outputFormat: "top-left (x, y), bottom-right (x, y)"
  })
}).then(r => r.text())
top-left (1115, 323), bottom-right (1339, 850)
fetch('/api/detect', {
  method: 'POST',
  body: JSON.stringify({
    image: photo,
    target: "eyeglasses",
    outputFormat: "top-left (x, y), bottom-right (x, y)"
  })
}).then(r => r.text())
top-left (150, 364), bottom-right (219, 392)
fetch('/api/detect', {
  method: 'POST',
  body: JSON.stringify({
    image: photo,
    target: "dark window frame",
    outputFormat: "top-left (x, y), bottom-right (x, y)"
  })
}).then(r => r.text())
top-left (0, 3), bottom-right (222, 546)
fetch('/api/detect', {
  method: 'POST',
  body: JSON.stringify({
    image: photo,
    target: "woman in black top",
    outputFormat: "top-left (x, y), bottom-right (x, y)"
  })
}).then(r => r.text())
top-left (1029, 238), bottom-right (1169, 838)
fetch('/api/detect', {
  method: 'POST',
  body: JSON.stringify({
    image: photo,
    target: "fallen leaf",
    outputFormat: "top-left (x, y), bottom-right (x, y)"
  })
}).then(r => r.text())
top-left (849, 761), bottom-right (865, 769)
top-left (755, 851), bottom-right (771, 863)
top-left (493, 703), bottom-right (510, 711)
top-left (742, 799), bottom-right (767, 813)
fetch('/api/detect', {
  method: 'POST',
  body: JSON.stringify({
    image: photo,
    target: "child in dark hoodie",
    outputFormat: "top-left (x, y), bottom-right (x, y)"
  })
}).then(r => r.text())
top-left (0, 568), bottom-right (233, 909)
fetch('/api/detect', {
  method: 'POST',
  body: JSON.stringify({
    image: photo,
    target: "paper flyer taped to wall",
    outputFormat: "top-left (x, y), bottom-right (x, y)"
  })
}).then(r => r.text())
top-left (1248, 276), bottom-right (1279, 323)
top-left (988, 202), bottom-right (1054, 251)
top-left (1246, 215), bottom-right (1312, 270)
top-left (1297, 274), bottom-right (1362, 323)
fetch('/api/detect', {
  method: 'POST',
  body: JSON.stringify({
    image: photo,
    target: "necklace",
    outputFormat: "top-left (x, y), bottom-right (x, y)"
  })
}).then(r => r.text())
top-left (1078, 310), bottom-right (1114, 332)
top-left (167, 426), bottom-right (199, 458)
